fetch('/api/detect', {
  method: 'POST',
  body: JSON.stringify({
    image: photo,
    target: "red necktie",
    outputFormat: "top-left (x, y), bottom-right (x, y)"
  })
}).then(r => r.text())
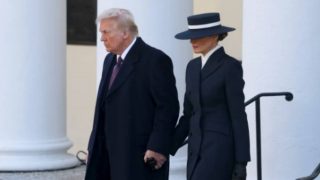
top-left (108, 57), bottom-right (123, 89)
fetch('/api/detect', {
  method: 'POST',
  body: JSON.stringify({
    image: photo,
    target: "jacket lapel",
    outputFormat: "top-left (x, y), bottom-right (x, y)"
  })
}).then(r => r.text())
top-left (106, 38), bottom-right (143, 97)
top-left (97, 54), bottom-right (115, 101)
top-left (201, 47), bottom-right (226, 81)
top-left (190, 58), bottom-right (202, 110)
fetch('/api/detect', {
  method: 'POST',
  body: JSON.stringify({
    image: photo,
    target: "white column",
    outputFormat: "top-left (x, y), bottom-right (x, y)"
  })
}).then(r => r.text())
top-left (243, 0), bottom-right (320, 179)
top-left (0, 0), bottom-right (78, 171)
top-left (97, 1), bottom-right (193, 179)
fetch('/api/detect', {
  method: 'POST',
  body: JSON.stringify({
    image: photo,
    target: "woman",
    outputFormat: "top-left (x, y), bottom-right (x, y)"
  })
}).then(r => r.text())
top-left (171, 13), bottom-right (250, 180)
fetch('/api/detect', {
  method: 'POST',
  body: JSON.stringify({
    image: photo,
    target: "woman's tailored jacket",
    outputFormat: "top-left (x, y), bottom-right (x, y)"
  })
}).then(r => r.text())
top-left (171, 47), bottom-right (250, 180)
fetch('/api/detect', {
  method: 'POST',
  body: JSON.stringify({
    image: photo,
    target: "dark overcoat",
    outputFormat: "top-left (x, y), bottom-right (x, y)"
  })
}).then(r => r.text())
top-left (171, 47), bottom-right (250, 180)
top-left (85, 37), bottom-right (179, 180)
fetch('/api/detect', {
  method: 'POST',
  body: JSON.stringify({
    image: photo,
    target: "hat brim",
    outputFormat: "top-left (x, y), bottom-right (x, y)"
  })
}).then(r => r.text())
top-left (175, 26), bottom-right (235, 40)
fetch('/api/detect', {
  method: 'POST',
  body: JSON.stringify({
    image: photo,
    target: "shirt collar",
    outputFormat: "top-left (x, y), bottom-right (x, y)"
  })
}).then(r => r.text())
top-left (201, 44), bottom-right (222, 68)
top-left (117, 37), bottom-right (137, 60)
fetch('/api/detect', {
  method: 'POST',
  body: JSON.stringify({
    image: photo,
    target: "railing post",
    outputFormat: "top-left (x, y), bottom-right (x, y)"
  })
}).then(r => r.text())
top-left (256, 98), bottom-right (262, 180)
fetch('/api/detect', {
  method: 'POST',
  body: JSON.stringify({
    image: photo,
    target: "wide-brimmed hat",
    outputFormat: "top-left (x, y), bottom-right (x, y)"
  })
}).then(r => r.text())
top-left (175, 13), bottom-right (235, 40)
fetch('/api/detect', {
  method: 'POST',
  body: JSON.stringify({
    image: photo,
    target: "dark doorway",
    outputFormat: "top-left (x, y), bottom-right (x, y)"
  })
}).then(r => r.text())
top-left (67, 0), bottom-right (97, 45)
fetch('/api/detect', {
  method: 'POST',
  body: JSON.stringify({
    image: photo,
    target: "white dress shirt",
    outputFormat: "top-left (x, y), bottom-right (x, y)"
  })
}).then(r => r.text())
top-left (201, 44), bottom-right (222, 68)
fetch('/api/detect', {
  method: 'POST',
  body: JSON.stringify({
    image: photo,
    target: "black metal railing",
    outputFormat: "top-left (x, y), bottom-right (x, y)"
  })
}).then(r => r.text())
top-left (245, 92), bottom-right (293, 180)
top-left (296, 162), bottom-right (320, 180)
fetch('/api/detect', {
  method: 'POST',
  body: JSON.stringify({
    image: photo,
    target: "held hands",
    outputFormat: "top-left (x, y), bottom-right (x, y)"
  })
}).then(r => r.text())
top-left (144, 150), bottom-right (167, 170)
top-left (232, 163), bottom-right (247, 180)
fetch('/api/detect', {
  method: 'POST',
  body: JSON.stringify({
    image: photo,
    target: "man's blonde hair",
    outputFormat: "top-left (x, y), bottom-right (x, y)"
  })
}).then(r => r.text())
top-left (96, 8), bottom-right (139, 37)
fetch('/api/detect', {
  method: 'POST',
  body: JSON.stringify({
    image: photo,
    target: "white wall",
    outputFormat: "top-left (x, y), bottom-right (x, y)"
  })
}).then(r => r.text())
top-left (194, 0), bottom-right (243, 59)
top-left (243, 0), bottom-right (320, 179)
top-left (67, 45), bottom-right (96, 154)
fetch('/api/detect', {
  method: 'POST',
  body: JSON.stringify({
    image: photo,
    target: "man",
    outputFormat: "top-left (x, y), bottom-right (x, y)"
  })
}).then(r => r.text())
top-left (85, 8), bottom-right (179, 180)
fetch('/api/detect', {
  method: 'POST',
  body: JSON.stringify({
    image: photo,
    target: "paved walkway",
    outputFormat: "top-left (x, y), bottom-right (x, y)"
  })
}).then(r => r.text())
top-left (0, 165), bottom-right (86, 180)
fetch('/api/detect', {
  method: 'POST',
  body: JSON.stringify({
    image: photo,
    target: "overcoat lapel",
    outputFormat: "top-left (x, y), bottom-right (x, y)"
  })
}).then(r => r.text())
top-left (97, 54), bottom-right (115, 103)
top-left (106, 38), bottom-right (142, 97)
top-left (201, 47), bottom-right (226, 81)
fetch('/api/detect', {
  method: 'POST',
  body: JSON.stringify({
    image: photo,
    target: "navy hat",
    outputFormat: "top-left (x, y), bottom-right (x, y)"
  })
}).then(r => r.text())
top-left (175, 13), bottom-right (235, 40)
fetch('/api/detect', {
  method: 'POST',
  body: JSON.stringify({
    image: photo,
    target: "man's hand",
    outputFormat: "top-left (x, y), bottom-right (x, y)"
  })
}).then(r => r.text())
top-left (144, 150), bottom-right (167, 170)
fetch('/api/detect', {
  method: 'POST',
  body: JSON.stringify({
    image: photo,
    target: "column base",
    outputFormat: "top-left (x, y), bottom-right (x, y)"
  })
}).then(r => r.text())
top-left (0, 138), bottom-right (80, 171)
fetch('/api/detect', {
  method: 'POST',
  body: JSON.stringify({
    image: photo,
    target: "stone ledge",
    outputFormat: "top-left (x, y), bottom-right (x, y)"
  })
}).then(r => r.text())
top-left (0, 165), bottom-right (85, 180)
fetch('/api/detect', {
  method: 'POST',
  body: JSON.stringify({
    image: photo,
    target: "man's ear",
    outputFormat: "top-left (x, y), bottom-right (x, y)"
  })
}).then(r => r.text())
top-left (122, 30), bottom-right (130, 39)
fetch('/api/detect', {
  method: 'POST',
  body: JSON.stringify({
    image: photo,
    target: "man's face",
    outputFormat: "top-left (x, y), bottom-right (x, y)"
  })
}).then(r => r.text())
top-left (99, 19), bottom-right (126, 54)
top-left (190, 35), bottom-right (218, 55)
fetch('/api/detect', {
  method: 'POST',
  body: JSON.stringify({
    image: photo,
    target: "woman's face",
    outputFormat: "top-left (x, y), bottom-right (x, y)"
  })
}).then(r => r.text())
top-left (190, 35), bottom-right (219, 55)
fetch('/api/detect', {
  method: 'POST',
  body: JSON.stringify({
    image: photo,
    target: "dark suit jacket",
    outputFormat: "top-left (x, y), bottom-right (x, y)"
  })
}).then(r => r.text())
top-left (86, 37), bottom-right (179, 180)
top-left (171, 47), bottom-right (250, 180)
